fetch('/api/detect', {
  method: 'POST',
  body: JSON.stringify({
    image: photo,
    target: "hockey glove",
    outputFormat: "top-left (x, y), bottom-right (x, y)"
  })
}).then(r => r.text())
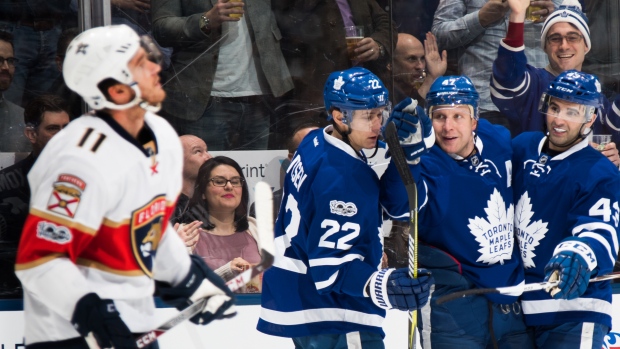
top-left (366, 268), bottom-right (433, 311)
top-left (543, 238), bottom-right (597, 300)
top-left (383, 98), bottom-right (435, 165)
top-left (71, 293), bottom-right (137, 349)
top-left (157, 255), bottom-right (237, 325)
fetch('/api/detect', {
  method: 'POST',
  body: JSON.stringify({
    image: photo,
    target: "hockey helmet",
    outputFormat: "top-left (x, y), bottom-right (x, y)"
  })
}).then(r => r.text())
top-left (323, 67), bottom-right (390, 129)
top-left (538, 70), bottom-right (603, 123)
top-left (63, 25), bottom-right (163, 111)
top-left (426, 76), bottom-right (479, 120)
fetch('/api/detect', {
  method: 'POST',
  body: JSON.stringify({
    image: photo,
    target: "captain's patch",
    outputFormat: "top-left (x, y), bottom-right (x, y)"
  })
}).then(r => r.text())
top-left (47, 174), bottom-right (86, 218)
top-left (131, 195), bottom-right (167, 277)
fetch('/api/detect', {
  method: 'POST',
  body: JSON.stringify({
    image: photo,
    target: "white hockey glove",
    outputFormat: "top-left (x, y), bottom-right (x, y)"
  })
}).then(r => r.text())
top-left (157, 255), bottom-right (237, 325)
top-left (383, 98), bottom-right (435, 165)
top-left (366, 268), bottom-right (433, 311)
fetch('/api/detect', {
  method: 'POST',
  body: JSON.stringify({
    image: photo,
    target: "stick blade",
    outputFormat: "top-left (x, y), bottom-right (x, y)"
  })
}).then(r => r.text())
top-left (254, 181), bottom-right (275, 257)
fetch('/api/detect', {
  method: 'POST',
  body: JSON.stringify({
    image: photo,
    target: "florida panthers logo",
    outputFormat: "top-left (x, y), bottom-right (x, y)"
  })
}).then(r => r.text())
top-left (130, 195), bottom-right (167, 277)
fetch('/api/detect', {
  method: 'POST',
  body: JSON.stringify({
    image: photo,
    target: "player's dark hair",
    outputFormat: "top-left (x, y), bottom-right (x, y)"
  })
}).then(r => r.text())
top-left (97, 78), bottom-right (122, 102)
top-left (187, 156), bottom-right (249, 232)
top-left (286, 117), bottom-right (325, 154)
top-left (0, 30), bottom-right (14, 50)
top-left (24, 95), bottom-right (70, 127)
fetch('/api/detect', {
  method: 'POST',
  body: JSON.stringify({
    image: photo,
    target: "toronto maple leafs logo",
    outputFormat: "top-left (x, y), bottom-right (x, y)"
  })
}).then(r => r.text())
top-left (514, 192), bottom-right (548, 268)
top-left (468, 188), bottom-right (514, 265)
top-left (333, 76), bottom-right (345, 90)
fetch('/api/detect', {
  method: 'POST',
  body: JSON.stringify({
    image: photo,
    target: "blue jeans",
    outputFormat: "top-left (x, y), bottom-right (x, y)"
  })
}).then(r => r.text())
top-left (0, 21), bottom-right (61, 107)
top-left (531, 322), bottom-right (609, 349)
top-left (293, 332), bottom-right (384, 349)
top-left (169, 96), bottom-right (271, 151)
top-left (419, 284), bottom-right (534, 349)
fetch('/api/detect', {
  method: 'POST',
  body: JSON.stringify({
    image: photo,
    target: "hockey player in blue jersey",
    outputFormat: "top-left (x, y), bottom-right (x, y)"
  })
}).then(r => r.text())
top-left (381, 76), bottom-right (531, 348)
top-left (490, 0), bottom-right (620, 167)
top-left (512, 71), bottom-right (620, 348)
top-left (257, 67), bottom-right (433, 349)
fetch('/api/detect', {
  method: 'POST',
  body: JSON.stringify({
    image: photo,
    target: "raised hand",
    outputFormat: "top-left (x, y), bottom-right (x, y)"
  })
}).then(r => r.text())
top-left (384, 98), bottom-right (435, 165)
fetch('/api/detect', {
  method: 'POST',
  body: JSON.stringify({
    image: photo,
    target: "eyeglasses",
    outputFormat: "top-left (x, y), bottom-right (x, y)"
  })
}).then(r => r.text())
top-left (546, 33), bottom-right (583, 46)
top-left (0, 57), bottom-right (19, 67)
top-left (209, 176), bottom-right (244, 187)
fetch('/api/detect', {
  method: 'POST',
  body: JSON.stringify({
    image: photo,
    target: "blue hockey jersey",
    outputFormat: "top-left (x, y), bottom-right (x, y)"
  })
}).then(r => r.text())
top-left (512, 132), bottom-right (620, 328)
top-left (258, 127), bottom-right (386, 338)
top-left (490, 41), bottom-right (620, 144)
top-left (381, 119), bottom-right (524, 304)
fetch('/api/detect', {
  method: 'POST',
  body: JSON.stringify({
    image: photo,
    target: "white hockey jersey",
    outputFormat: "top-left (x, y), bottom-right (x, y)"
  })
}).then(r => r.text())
top-left (15, 112), bottom-right (191, 344)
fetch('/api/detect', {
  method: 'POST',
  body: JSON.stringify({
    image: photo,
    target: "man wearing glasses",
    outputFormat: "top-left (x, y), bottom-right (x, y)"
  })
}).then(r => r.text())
top-left (0, 31), bottom-right (29, 152)
top-left (490, 0), bottom-right (620, 167)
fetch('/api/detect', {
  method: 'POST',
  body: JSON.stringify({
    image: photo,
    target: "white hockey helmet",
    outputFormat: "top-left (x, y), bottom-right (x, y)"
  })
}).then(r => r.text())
top-left (63, 24), bottom-right (162, 111)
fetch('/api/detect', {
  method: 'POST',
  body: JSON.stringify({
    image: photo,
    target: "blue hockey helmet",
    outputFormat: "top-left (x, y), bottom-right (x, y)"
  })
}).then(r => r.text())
top-left (324, 67), bottom-right (390, 120)
top-left (538, 70), bottom-right (603, 123)
top-left (426, 76), bottom-right (479, 120)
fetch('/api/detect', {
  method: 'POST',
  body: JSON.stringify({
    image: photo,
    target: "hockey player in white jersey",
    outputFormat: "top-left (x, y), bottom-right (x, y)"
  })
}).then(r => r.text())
top-left (381, 76), bottom-right (530, 348)
top-left (15, 25), bottom-right (236, 349)
top-left (257, 67), bottom-right (433, 349)
top-left (512, 70), bottom-right (620, 349)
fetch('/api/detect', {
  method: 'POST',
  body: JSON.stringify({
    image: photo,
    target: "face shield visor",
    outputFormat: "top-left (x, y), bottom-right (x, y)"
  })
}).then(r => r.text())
top-left (140, 35), bottom-right (164, 66)
top-left (341, 102), bottom-right (392, 132)
top-left (538, 94), bottom-right (594, 124)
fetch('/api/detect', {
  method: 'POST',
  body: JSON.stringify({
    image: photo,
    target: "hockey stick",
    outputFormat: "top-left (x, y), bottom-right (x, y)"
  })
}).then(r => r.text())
top-left (384, 122), bottom-right (419, 349)
top-left (436, 271), bottom-right (620, 305)
top-left (87, 182), bottom-right (275, 349)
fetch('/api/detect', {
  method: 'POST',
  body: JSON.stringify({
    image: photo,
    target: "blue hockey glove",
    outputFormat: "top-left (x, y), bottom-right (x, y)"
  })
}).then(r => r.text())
top-left (157, 255), bottom-right (237, 325)
top-left (367, 268), bottom-right (433, 311)
top-left (383, 98), bottom-right (435, 165)
top-left (71, 293), bottom-right (137, 349)
top-left (543, 238), bottom-right (597, 300)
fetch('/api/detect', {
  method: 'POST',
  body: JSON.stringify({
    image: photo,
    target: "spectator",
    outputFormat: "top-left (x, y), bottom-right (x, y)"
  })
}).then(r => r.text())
top-left (272, 0), bottom-right (396, 108)
top-left (511, 70), bottom-right (620, 349)
top-left (490, 0), bottom-right (620, 165)
top-left (172, 134), bottom-right (212, 224)
top-left (182, 156), bottom-right (261, 292)
top-left (386, 32), bottom-right (447, 105)
top-left (151, 0), bottom-right (293, 151)
top-left (0, 31), bottom-right (29, 152)
top-left (432, 0), bottom-right (558, 128)
top-left (172, 135), bottom-right (212, 251)
top-left (0, 94), bottom-right (70, 299)
top-left (47, 27), bottom-right (83, 119)
top-left (0, 0), bottom-right (72, 107)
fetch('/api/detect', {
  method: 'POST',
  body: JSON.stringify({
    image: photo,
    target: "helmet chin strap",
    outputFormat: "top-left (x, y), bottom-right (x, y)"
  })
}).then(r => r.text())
top-left (102, 82), bottom-right (161, 112)
top-left (103, 83), bottom-right (143, 111)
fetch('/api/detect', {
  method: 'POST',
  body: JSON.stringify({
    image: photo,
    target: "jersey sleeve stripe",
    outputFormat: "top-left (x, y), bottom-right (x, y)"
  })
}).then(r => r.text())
top-left (15, 253), bottom-right (65, 271)
top-left (76, 258), bottom-right (146, 276)
top-left (606, 102), bottom-right (620, 131)
top-left (315, 271), bottom-right (339, 290)
top-left (30, 208), bottom-right (98, 235)
top-left (309, 254), bottom-right (365, 267)
top-left (573, 222), bottom-right (619, 253)
top-left (577, 232), bottom-right (616, 265)
top-left (499, 39), bottom-right (524, 52)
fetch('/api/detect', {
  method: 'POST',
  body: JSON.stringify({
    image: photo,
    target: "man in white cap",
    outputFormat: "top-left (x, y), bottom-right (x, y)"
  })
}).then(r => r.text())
top-left (490, 0), bottom-right (620, 166)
